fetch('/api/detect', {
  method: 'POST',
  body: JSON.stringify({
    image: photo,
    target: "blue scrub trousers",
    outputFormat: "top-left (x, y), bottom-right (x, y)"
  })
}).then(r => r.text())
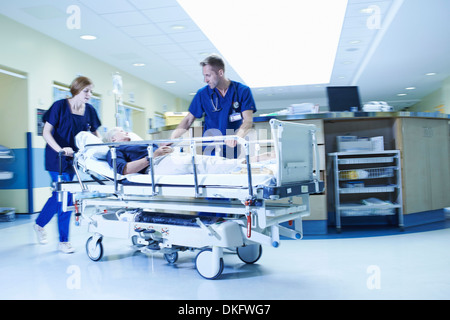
top-left (36, 171), bottom-right (74, 243)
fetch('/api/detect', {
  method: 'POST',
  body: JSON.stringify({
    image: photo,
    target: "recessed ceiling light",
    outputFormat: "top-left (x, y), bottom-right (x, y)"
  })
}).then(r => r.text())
top-left (405, 87), bottom-right (416, 90)
top-left (189, 92), bottom-right (196, 96)
top-left (360, 7), bottom-right (375, 14)
top-left (171, 25), bottom-right (186, 30)
top-left (425, 72), bottom-right (437, 76)
top-left (80, 35), bottom-right (97, 40)
top-left (133, 63), bottom-right (146, 67)
top-left (397, 93), bottom-right (407, 96)
top-left (166, 80), bottom-right (176, 84)
top-left (177, 0), bottom-right (348, 87)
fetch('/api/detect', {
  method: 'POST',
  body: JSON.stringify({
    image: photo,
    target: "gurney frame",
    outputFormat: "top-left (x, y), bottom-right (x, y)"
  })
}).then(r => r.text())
top-left (57, 119), bottom-right (324, 279)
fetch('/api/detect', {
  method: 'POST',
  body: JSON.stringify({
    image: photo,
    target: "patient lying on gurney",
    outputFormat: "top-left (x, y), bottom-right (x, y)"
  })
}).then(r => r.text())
top-left (105, 127), bottom-right (274, 176)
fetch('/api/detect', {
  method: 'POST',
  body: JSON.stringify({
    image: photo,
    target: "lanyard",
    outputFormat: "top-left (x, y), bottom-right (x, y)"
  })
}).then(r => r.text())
top-left (210, 92), bottom-right (221, 112)
top-left (209, 82), bottom-right (240, 112)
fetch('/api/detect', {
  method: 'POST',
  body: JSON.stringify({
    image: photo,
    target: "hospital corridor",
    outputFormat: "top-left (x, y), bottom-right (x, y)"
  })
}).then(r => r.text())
top-left (1, 0), bottom-right (450, 302)
top-left (1, 213), bottom-right (450, 300)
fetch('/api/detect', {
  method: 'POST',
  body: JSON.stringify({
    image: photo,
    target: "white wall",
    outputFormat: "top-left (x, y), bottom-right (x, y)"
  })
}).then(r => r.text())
top-left (410, 76), bottom-right (450, 114)
top-left (0, 14), bottom-right (189, 146)
top-left (0, 14), bottom-right (189, 212)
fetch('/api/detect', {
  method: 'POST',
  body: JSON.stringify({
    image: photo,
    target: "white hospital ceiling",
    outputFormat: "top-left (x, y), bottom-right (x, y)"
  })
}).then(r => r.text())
top-left (1, 0), bottom-right (450, 110)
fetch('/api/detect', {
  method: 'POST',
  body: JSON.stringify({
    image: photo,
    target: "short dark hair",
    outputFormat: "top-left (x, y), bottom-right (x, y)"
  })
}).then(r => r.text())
top-left (200, 54), bottom-right (225, 73)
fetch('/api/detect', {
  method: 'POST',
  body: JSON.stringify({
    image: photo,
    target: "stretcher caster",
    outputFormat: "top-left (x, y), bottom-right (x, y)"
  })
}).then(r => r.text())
top-left (164, 252), bottom-right (178, 264)
top-left (86, 235), bottom-right (103, 261)
top-left (195, 248), bottom-right (224, 280)
top-left (131, 235), bottom-right (142, 247)
top-left (237, 244), bottom-right (262, 264)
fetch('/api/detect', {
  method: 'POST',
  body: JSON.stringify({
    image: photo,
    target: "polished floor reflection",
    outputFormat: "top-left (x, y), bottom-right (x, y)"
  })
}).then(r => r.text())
top-left (1, 214), bottom-right (449, 300)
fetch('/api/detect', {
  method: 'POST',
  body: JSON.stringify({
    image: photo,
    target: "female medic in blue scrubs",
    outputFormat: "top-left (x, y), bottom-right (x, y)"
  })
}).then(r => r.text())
top-left (169, 54), bottom-right (256, 159)
top-left (34, 76), bottom-right (101, 253)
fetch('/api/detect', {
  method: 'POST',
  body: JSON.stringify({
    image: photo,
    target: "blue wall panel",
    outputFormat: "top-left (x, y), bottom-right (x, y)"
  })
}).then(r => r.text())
top-left (0, 148), bottom-right (50, 190)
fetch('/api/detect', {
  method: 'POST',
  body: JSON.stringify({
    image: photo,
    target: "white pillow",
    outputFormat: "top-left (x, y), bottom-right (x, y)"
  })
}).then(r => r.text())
top-left (128, 132), bottom-right (143, 141)
top-left (75, 132), bottom-right (109, 160)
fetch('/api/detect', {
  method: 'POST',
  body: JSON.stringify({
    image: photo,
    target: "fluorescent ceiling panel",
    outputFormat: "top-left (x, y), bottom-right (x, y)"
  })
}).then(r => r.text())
top-left (177, 0), bottom-right (348, 88)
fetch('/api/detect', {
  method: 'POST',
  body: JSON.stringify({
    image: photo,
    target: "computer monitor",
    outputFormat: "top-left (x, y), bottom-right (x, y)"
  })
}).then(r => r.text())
top-left (326, 86), bottom-right (361, 111)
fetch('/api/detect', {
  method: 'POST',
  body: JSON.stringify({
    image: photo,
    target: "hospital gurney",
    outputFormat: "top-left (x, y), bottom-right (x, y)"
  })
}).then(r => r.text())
top-left (57, 119), bottom-right (324, 279)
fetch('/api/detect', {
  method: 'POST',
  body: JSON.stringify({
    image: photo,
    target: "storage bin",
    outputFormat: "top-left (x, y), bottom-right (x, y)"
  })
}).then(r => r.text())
top-left (164, 112), bottom-right (188, 126)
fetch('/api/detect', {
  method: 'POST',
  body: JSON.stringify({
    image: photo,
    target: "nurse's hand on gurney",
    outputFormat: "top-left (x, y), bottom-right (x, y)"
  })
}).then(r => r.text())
top-left (60, 147), bottom-right (75, 157)
top-left (225, 139), bottom-right (237, 148)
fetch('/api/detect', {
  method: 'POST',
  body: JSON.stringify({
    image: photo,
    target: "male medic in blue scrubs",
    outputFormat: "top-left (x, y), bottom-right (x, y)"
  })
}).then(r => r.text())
top-left (170, 54), bottom-right (257, 159)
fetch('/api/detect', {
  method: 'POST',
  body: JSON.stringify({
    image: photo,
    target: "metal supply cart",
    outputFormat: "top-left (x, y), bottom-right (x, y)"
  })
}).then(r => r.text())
top-left (329, 150), bottom-right (403, 232)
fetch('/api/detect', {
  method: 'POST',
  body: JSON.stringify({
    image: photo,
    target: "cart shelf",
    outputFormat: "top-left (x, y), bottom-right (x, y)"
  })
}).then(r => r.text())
top-left (339, 185), bottom-right (397, 194)
top-left (329, 150), bottom-right (403, 232)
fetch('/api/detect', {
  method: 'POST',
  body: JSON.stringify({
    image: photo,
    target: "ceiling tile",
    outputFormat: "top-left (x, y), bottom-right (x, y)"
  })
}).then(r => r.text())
top-left (128, 0), bottom-right (179, 10)
top-left (169, 31), bottom-right (209, 43)
top-left (109, 52), bottom-right (143, 60)
top-left (155, 20), bottom-right (200, 34)
top-left (101, 11), bottom-right (149, 27)
top-left (158, 51), bottom-right (192, 61)
top-left (141, 6), bottom-right (191, 23)
top-left (1, 0), bottom-right (448, 109)
top-left (134, 34), bottom-right (173, 46)
top-left (148, 43), bottom-right (183, 54)
top-left (181, 41), bottom-right (218, 53)
top-left (345, 0), bottom-right (392, 17)
top-left (120, 24), bottom-right (162, 37)
top-left (21, 5), bottom-right (66, 20)
top-left (78, 0), bottom-right (135, 14)
top-left (170, 58), bottom-right (199, 67)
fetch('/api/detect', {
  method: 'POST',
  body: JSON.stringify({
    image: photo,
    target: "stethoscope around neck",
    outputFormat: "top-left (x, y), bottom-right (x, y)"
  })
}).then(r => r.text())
top-left (210, 82), bottom-right (240, 112)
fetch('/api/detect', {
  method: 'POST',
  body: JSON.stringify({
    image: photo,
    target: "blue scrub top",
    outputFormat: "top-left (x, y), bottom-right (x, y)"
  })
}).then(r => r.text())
top-left (43, 99), bottom-right (101, 173)
top-left (106, 144), bottom-right (158, 175)
top-left (189, 80), bottom-right (257, 137)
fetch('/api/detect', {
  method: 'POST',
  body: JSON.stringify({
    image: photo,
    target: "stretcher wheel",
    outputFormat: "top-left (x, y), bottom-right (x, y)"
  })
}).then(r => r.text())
top-left (237, 244), bottom-right (262, 264)
top-left (86, 236), bottom-right (103, 261)
top-left (164, 252), bottom-right (178, 264)
top-left (131, 235), bottom-right (144, 247)
top-left (195, 249), bottom-right (224, 280)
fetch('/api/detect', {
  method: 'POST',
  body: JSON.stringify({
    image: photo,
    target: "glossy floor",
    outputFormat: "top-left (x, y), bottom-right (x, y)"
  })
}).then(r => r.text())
top-left (1, 214), bottom-right (449, 300)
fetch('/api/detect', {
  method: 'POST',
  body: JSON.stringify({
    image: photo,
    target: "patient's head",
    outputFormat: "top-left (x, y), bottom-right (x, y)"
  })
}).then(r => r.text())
top-left (105, 127), bottom-right (130, 142)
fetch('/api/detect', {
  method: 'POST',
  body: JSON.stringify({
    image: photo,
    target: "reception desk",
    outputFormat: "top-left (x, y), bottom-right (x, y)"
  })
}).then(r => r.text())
top-left (150, 111), bottom-right (450, 234)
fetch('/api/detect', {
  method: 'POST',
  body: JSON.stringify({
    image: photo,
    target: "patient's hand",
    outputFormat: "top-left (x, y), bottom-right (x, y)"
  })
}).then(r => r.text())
top-left (160, 142), bottom-right (172, 147)
top-left (154, 146), bottom-right (173, 157)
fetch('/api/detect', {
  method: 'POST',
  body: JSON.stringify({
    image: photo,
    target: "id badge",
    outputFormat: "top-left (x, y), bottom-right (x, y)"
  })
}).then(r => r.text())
top-left (229, 112), bottom-right (242, 122)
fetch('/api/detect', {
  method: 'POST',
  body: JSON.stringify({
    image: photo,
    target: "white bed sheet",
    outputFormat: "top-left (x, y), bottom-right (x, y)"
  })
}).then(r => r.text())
top-left (128, 170), bottom-right (276, 187)
top-left (80, 156), bottom-right (276, 187)
top-left (75, 131), bottom-right (277, 187)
